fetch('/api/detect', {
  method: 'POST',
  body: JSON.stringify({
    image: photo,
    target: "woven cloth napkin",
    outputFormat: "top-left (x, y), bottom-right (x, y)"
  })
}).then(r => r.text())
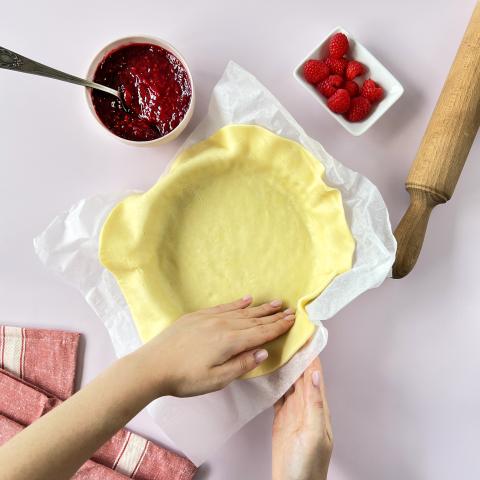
top-left (0, 325), bottom-right (197, 480)
top-left (0, 325), bottom-right (79, 400)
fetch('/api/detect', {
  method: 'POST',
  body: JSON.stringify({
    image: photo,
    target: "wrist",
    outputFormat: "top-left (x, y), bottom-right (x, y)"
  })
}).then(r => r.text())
top-left (127, 344), bottom-right (173, 400)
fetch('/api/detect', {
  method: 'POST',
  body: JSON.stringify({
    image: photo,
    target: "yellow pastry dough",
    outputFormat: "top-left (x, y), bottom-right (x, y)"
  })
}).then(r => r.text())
top-left (99, 125), bottom-right (355, 378)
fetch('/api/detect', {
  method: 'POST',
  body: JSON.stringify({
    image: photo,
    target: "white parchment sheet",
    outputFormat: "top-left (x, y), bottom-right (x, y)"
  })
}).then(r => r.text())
top-left (34, 61), bottom-right (396, 466)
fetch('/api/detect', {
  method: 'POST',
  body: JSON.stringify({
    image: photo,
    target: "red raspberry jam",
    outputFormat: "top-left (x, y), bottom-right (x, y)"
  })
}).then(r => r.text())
top-left (91, 43), bottom-right (192, 142)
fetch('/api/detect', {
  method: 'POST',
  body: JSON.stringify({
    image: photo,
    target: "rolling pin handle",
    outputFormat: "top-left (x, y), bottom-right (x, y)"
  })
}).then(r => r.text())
top-left (392, 188), bottom-right (445, 279)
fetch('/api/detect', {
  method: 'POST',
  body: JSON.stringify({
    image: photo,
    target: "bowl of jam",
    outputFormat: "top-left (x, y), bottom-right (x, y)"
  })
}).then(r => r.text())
top-left (86, 36), bottom-right (194, 145)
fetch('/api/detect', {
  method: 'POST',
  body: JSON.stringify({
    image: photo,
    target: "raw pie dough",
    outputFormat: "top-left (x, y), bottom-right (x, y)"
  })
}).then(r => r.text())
top-left (99, 125), bottom-right (355, 378)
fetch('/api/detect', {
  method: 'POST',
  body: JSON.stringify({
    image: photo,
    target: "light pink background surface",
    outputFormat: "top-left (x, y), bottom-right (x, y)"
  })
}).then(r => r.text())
top-left (1, 1), bottom-right (479, 479)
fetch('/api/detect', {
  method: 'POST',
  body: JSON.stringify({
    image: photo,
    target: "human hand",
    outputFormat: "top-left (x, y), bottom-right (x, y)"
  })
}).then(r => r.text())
top-left (272, 357), bottom-right (332, 480)
top-left (134, 296), bottom-right (295, 398)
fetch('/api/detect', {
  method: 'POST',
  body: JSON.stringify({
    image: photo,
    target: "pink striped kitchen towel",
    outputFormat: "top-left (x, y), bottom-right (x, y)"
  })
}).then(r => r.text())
top-left (0, 325), bottom-right (79, 400)
top-left (0, 368), bottom-right (60, 424)
top-left (0, 326), bottom-right (197, 480)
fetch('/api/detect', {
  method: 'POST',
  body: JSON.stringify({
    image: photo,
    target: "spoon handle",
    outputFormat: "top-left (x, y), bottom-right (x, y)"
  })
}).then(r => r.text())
top-left (0, 46), bottom-right (119, 97)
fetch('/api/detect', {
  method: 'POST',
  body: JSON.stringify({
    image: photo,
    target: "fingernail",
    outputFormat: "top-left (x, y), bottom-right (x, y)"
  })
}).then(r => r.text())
top-left (285, 314), bottom-right (295, 321)
top-left (270, 299), bottom-right (282, 307)
top-left (242, 295), bottom-right (253, 302)
top-left (283, 308), bottom-right (293, 314)
top-left (254, 349), bottom-right (269, 364)
top-left (312, 370), bottom-right (321, 388)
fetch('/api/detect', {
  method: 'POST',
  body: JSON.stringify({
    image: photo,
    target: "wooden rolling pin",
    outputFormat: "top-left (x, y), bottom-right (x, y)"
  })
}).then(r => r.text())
top-left (393, 1), bottom-right (480, 279)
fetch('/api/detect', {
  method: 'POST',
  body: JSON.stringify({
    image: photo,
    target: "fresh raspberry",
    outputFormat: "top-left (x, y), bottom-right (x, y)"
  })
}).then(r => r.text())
top-left (317, 79), bottom-right (336, 98)
top-left (328, 33), bottom-right (349, 58)
top-left (324, 56), bottom-right (348, 76)
top-left (328, 74), bottom-right (344, 88)
top-left (345, 60), bottom-right (364, 80)
top-left (303, 59), bottom-right (330, 84)
top-left (345, 96), bottom-right (372, 122)
top-left (361, 79), bottom-right (384, 102)
top-left (327, 89), bottom-right (351, 114)
top-left (344, 80), bottom-right (359, 97)
top-left (317, 74), bottom-right (343, 98)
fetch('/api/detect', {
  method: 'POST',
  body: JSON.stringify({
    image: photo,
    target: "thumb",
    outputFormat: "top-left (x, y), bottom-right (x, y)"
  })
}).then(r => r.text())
top-left (305, 357), bottom-right (332, 442)
top-left (215, 349), bottom-right (269, 384)
top-left (305, 358), bottom-right (326, 418)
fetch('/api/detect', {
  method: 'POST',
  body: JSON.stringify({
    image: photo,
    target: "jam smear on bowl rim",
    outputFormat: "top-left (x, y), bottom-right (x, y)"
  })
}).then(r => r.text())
top-left (91, 42), bottom-right (192, 142)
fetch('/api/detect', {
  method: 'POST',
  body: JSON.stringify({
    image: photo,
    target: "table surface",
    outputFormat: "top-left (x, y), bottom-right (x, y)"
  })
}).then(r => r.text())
top-left (1, 1), bottom-right (479, 479)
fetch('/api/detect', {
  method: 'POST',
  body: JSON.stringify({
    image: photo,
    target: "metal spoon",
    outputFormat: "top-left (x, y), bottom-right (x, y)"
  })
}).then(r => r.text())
top-left (0, 46), bottom-right (121, 100)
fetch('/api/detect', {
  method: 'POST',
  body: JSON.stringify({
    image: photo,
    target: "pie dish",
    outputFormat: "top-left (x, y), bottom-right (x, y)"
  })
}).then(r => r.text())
top-left (99, 125), bottom-right (355, 377)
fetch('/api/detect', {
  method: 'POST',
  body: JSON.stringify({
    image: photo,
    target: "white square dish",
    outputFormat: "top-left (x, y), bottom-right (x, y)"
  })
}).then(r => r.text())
top-left (293, 26), bottom-right (404, 136)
